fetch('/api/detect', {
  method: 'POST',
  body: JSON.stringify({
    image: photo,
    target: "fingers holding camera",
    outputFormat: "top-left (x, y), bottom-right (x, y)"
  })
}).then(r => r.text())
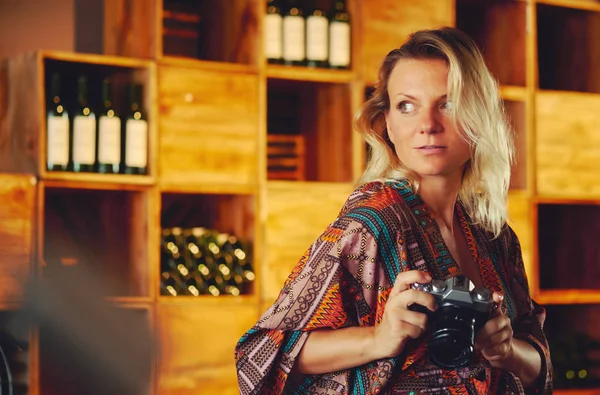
top-left (474, 292), bottom-right (515, 367)
top-left (372, 270), bottom-right (437, 359)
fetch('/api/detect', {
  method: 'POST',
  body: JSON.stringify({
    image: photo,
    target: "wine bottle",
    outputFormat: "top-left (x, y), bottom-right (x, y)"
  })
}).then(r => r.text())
top-left (329, 0), bottom-right (351, 69)
top-left (306, 1), bottom-right (329, 68)
top-left (122, 83), bottom-right (148, 175)
top-left (97, 78), bottom-right (121, 174)
top-left (265, 0), bottom-right (283, 64)
top-left (70, 75), bottom-right (97, 172)
top-left (46, 72), bottom-right (70, 171)
top-left (282, 0), bottom-right (305, 66)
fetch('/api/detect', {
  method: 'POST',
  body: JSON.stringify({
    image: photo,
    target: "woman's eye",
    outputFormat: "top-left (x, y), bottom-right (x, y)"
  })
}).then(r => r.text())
top-left (398, 101), bottom-right (416, 113)
top-left (440, 101), bottom-right (453, 112)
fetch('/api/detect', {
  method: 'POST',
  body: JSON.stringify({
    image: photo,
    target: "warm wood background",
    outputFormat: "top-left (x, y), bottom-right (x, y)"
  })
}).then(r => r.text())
top-left (1, 0), bottom-right (599, 394)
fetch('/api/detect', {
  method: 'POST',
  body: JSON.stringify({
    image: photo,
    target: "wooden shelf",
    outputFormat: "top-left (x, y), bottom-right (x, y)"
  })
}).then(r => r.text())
top-left (106, 296), bottom-right (153, 306)
top-left (536, 289), bottom-right (600, 305)
top-left (158, 56), bottom-right (258, 74)
top-left (158, 295), bottom-right (257, 305)
top-left (42, 172), bottom-right (155, 189)
top-left (266, 64), bottom-right (356, 84)
top-left (500, 85), bottom-right (528, 101)
top-left (158, 181), bottom-right (257, 196)
top-left (40, 50), bottom-right (153, 68)
top-left (536, 0), bottom-right (600, 13)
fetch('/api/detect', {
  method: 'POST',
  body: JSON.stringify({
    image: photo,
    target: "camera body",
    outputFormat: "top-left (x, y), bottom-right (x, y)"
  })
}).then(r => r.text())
top-left (409, 275), bottom-right (496, 369)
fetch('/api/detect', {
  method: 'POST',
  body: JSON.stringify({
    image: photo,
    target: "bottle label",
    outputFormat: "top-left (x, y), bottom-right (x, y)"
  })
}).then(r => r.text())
top-left (47, 115), bottom-right (69, 166)
top-left (283, 15), bottom-right (305, 61)
top-left (329, 21), bottom-right (351, 67)
top-left (265, 13), bottom-right (283, 59)
top-left (98, 115), bottom-right (121, 164)
top-left (125, 119), bottom-right (148, 168)
top-left (307, 15), bottom-right (328, 62)
top-left (72, 115), bottom-right (96, 165)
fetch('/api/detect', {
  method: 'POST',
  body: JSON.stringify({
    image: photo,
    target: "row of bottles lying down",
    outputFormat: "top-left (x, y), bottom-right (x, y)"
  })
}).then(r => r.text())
top-left (265, 0), bottom-right (351, 69)
top-left (161, 227), bottom-right (255, 297)
top-left (46, 72), bottom-right (148, 175)
top-left (551, 332), bottom-right (600, 389)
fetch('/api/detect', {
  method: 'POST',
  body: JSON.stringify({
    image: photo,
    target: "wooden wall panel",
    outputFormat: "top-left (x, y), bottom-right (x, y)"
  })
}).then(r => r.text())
top-left (0, 173), bottom-right (36, 302)
top-left (158, 65), bottom-right (259, 191)
top-left (361, 0), bottom-right (454, 85)
top-left (536, 91), bottom-right (600, 198)
top-left (263, 182), bottom-right (353, 301)
top-left (157, 299), bottom-right (257, 395)
top-left (103, 0), bottom-right (157, 59)
top-left (507, 192), bottom-right (534, 292)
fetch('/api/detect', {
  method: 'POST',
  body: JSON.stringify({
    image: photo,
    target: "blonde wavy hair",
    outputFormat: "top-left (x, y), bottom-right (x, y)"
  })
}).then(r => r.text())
top-left (355, 27), bottom-right (514, 237)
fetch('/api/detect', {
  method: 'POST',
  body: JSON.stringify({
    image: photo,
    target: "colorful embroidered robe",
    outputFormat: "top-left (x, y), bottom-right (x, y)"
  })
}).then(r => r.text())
top-left (235, 180), bottom-right (553, 394)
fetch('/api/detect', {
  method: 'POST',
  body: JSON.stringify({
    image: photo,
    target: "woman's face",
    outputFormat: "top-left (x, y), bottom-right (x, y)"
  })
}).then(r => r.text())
top-left (384, 58), bottom-right (471, 181)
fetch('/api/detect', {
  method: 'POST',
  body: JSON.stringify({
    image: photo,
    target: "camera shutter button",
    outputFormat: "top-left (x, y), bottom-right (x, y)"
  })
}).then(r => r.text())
top-left (431, 280), bottom-right (446, 293)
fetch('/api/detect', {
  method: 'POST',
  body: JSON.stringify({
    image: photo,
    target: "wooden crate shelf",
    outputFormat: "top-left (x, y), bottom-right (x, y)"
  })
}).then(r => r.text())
top-left (537, 0), bottom-right (600, 13)
top-left (266, 64), bottom-right (356, 83)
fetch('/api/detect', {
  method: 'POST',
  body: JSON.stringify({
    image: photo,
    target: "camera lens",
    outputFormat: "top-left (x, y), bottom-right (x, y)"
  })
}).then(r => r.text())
top-left (428, 305), bottom-right (476, 369)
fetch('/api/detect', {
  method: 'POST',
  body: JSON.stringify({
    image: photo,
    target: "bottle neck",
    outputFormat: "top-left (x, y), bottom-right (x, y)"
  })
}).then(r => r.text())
top-left (77, 76), bottom-right (88, 107)
top-left (102, 80), bottom-right (112, 109)
top-left (50, 73), bottom-right (61, 104)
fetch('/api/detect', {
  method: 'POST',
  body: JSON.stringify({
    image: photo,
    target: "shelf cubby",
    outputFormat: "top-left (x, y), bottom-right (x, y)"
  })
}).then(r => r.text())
top-left (537, 202), bottom-right (600, 293)
top-left (41, 184), bottom-right (152, 298)
top-left (1, 51), bottom-right (156, 182)
top-left (537, 4), bottom-right (600, 93)
top-left (543, 304), bottom-right (600, 391)
top-left (456, 0), bottom-right (527, 88)
top-left (267, 78), bottom-right (353, 182)
top-left (39, 305), bottom-right (152, 395)
top-left (0, 310), bottom-right (31, 395)
top-left (160, 192), bottom-right (256, 298)
top-left (160, 0), bottom-right (259, 66)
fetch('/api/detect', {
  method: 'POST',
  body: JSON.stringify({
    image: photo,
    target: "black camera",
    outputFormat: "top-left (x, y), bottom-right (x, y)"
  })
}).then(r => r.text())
top-left (409, 275), bottom-right (496, 369)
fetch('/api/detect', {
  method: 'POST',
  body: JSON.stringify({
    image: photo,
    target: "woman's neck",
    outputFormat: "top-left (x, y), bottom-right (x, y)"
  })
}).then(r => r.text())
top-left (418, 174), bottom-right (462, 231)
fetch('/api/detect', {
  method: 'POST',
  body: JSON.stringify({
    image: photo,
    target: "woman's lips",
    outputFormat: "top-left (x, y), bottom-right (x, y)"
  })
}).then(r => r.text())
top-left (416, 145), bottom-right (447, 155)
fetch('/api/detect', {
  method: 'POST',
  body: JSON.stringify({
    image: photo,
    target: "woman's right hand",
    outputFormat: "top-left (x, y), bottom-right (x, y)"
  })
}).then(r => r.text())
top-left (372, 270), bottom-right (438, 359)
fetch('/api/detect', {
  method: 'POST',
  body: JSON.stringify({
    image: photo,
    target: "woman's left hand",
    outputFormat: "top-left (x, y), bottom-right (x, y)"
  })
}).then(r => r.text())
top-left (474, 292), bottom-right (514, 368)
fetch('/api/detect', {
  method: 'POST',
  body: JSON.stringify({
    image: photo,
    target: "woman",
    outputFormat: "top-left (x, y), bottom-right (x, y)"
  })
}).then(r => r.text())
top-left (235, 27), bottom-right (552, 394)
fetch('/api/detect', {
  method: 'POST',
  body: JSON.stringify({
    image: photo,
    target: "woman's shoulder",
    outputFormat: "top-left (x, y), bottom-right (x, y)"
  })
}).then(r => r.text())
top-left (334, 180), bottom-right (411, 240)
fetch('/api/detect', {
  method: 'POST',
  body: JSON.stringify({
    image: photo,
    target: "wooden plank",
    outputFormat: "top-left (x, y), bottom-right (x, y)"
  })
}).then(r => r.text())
top-left (361, 0), bottom-right (454, 85)
top-left (507, 192), bottom-right (535, 293)
top-left (103, 0), bottom-right (157, 59)
top-left (42, 172), bottom-right (155, 186)
top-left (536, 0), bottom-right (600, 13)
top-left (158, 65), bottom-right (259, 190)
top-left (266, 65), bottom-right (355, 83)
top-left (263, 181), bottom-right (353, 301)
top-left (156, 298), bottom-right (257, 395)
top-left (536, 91), bottom-right (600, 198)
top-left (504, 100), bottom-right (528, 190)
top-left (1, 53), bottom-right (42, 175)
top-left (42, 50), bottom-right (153, 68)
top-left (0, 173), bottom-right (37, 302)
top-left (537, 289), bottom-right (600, 305)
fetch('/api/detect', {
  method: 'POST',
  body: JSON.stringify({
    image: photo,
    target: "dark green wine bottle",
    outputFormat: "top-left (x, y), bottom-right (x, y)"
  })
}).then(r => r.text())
top-left (46, 72), bottom-right (70, 171)
top-left (97, 78), bottom-right (121, 174)
top-left (70, 75), bottom-right (97, 172)
top-left (282, 0), bottom-right (306, 66)
top-left (328, 0), bottom-right (351, 69)
top-left (265, 0), bottom-right (284, 64)
top-left (306, 1), bottom-right (328, 68)
top-left (122, 83), bottom-right (148, 175)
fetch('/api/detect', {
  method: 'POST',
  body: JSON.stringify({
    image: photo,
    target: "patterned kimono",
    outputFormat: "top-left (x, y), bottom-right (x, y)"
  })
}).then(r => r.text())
top-left (235, 180), bottom-right (553, 394)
